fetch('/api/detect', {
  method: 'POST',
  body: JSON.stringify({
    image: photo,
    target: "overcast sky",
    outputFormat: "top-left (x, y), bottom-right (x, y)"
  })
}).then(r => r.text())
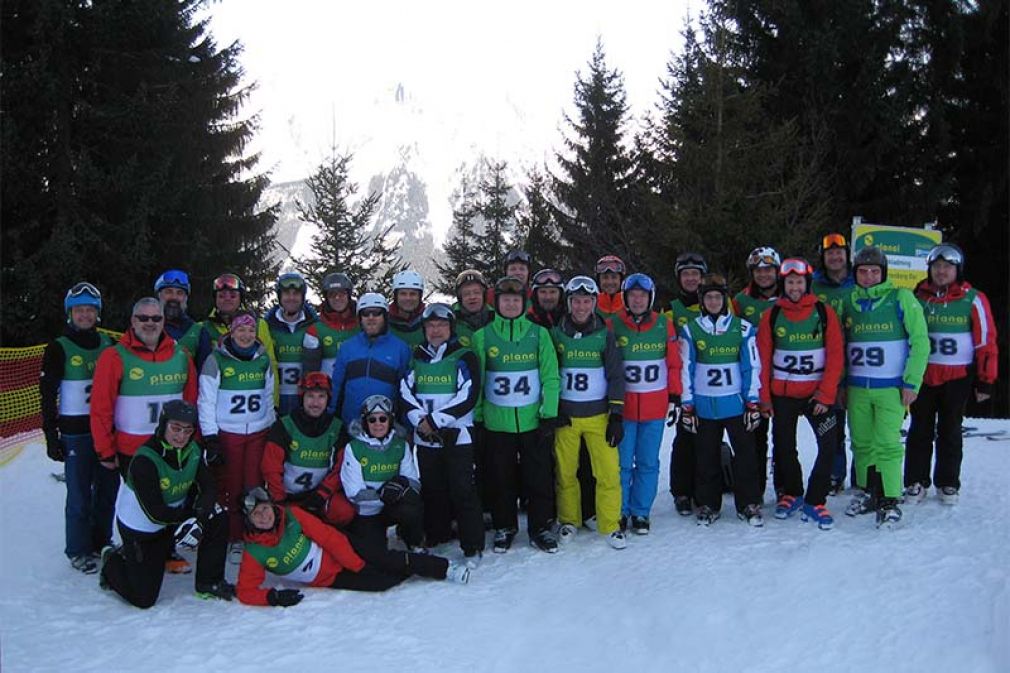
top-left (206, 0), bottom-right (694, 184)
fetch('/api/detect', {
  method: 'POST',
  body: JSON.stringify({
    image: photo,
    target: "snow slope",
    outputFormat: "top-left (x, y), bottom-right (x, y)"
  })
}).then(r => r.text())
top-left (3, 420), bottom-right (1009, 673)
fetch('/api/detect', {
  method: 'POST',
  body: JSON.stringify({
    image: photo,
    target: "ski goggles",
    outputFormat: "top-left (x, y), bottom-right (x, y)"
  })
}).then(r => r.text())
top-left (926, 244), bottom-right (963, 267)
top-left (779, 258), bottom-right (813, 277)
top-left (362, 394), bottom-right (394, 416)
top-left (623, 273), bottom-right (655, 293)
top-left (299, 371), bottom-right (331, 395)
top-left (565, 275), bottom-right (599, 296)
top-left (422, 303), bottom-right (455, 322)
top-left (154, 270), bottom-right (190, 293)
top-left (532, 269), bottom-right (563, 288)
top-left (821, 233), bottom-right (847, 250)
top-left (495, 277), bottom-right (525, 295)
top-left (67, 282), bottom-right (101, 299)
top-left (213, 273), bottom-right (244, 292)
top-left (504, 250), bottom-right (532, 267)
top-left (747, 252), bottom-right (780, 268)
top-left (595, 256), bottom-right (626, 275)
top-left (277, 273), bottom-right (305, 290)
top-left (229, 312), bottom-right (257, 331)
top-left (675, 253), bottom-right (708, 275)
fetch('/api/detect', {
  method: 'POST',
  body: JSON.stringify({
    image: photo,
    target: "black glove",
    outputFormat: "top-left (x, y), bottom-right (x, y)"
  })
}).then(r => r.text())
top-left (196, 502), bottom-right (225, 527)
top-left (174, 517), bottom-right (203, 550)
top-left (379, 476), bottom-right (411, 506)
top-left (605, 413), bottom-right (624, 448)
top-left (743, 405), bottom-right (763, 432)
top-left (45, 431), bottom-right (64, 462)
top-left (538, 416), bottom-right (563, 443)
top-left (300, 490), bottom-right (325, 512)
top-left (665, 394), bottom-right (682, 428)
top-left (202, 435), bottom-right (224, 467)
top-left (267, 588), bottom-right (304, 607)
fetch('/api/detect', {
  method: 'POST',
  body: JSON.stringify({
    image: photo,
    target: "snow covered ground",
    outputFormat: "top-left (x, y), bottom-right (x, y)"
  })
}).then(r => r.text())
top-left (3, 419), bottom-right (1009, 673)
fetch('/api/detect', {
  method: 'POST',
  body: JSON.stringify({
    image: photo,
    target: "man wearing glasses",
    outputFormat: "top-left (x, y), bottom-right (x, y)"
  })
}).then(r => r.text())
top-left (91, 297), bottom-right (197, 477)
top-left (327, 293), bottom-right (411, 429)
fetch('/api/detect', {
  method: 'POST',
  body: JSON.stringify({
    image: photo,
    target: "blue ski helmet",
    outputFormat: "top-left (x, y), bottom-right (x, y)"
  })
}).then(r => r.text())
top-left (64, 282), bottom-right (102, 318)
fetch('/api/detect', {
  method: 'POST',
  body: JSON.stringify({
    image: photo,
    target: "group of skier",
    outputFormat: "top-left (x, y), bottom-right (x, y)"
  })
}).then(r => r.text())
top-left (40, 231), bottom-right (998, 609)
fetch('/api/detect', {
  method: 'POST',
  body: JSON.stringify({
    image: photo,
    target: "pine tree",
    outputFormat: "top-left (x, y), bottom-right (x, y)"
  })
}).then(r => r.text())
top-left (474, 160), bottom-right (519, 278)
top-left (1, 0), bottom-right (277, 341)
top-left (294, 150), bottom-right (401, 295)
top-left (552, 39), bottom-right (641, 271)
top-left (435, 178), bottom-right (483, 294)
top-left (515, 167), bottom-right (565, 272)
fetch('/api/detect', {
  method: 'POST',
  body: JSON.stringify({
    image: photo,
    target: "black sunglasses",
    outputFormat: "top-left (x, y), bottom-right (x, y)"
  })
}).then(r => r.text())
top-left (134, 315), bottom-right (163, 323)
top-left (360, 309), bottom-right (384, 318)
top-left (366, 415), bottom-right (389, 424)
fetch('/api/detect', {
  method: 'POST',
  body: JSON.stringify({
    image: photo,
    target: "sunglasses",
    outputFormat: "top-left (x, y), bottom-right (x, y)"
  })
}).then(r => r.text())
top-left (213, 273), bottom-right (243, 291)
top-left (366, 415), bottom-right (389, 424)
top-left (360, 309), bottom-right (385, 318)
top-left (134, 314), bottom-right (164, 323)
top-left (822, 233), bottom-right (847, 250)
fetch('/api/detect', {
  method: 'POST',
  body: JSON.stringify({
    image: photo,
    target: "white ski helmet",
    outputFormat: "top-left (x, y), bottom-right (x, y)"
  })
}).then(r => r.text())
top-left (392, 269), bottom-right (424, 293)
top-left (746, 246), bottom-right (781, 270)
top-left (356, 292), bottom-right (388, 315)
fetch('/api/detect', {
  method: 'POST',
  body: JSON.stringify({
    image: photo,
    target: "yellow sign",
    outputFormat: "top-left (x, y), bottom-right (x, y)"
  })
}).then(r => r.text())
top-left (851, 222), bottom-right (942, 290)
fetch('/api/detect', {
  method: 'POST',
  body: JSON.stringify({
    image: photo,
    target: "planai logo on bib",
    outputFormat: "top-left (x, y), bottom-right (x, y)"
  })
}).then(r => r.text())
top-left (745, 306), bottom-right (755, 317)
top-left (129, 367), bottom-right (144, 381)
top-left (677, 317), bottom-right (689, 326)
top-left (359, 456), bottom-right (369, 467)
top-left (224, 367), bottom-right (236, 378)
top-left (70, 355), bottom-right (84, 367)
top-left (487, 346), bottom-right (500, 358)
top-left (459, 336), bottom-right (471, 347)
top-left (696, 339), bottom-right (707, 351)
top-left (159, 477), bottom-right (170, 491)
top-left (290, 440), bottom-right (299, 450)
top-left (324, 336), bottom-right (334, 346)
top-left (776, 326), bottom-right (787, 338)
top-left (617, 335), bottom-right (629, 347)
top-left (267, 557), bottom-right (278, 568)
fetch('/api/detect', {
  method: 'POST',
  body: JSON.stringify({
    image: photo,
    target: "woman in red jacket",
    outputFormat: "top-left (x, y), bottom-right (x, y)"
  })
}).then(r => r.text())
top-left (236, 488), bottom-right (469, 606)
top-left (756, 258), bottom-right (844, 530)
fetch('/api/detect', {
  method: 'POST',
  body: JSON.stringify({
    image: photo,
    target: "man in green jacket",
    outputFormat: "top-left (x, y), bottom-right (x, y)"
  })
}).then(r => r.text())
top-left (473, 277), bottom-right (561, 554)
top-left (839, 246), bottom-right (929, 527)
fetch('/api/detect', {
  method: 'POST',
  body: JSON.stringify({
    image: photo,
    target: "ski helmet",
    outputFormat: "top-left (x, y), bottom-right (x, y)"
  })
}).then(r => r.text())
top-left (454, 269), bottom-right (487, 295)
top-left (746, 247), bottom-right (781, 271)
top-left (213, 272), bottom-right (245, 295)
top-left (698, 273), bottom-right (730, 316)
top-left (321, 272), bottom-right (354, 296)
top-left (422, 302), bottom-right (455, 326)
top-left (493, 276), bottom-right (526, 315)
top-left (622, 273), bottom-right (656, 314)
top-left (852, 246), bottom-right (889, 282)
top-left (157, 399), bottom-right (198, 439)
top-left (503, 250), bottom-right (532, 272)
top-left (64, 282), bottom-right (102, 317)
top-left (360, 394), bottom-right (394, 437)
top-left (241, 486), bottom-right (273, 518)
top-left (674, 252), bottom-right (708, 278)
top-left (154, 269), bottom-right (191, 295)
top-left (531, 268), bottom-right (564, 292)
top-left (276, 272), bottom-right (307, 304)
top-left (564, 275), bottom-right (599, 313)
top-left (595, 255), bottom-right (626, 277)
top-left (778, 257), bottom-right (814, 294)
top-left (299, 372), bottom-right (331, 399)
top-left (925, 243), bottom-right (965, 282)
top-left (356, 292), bottom-right (388, 315)
top-left (392, 269), bottom-right (424, 293)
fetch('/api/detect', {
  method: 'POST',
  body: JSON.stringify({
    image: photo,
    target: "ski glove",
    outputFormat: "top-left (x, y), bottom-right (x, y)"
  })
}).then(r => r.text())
top-left (379, 476), bottom-right (412, 506)
top-left (299, 490), bottom-right (325, 512)
top-left (605, 413), bottom-right (624, 447)
top-left (680, 406), bottom-right (698, 435)
top-left (174, 517), bottom-right (203, 550)
top-left (665, 403), bottom-right (680, 428)
top-left (537, 416), bottom-right (564, 443)
top-left (267, 588), bottom-right (304, 607)
top-left (197, 502), bottom-right (225, 527)
top-left (202, 435), bottom-right (224, 467)
top-left (743, 404), bottom-right (763, 432)
top-left (45, 431), bottom-right (64, 462)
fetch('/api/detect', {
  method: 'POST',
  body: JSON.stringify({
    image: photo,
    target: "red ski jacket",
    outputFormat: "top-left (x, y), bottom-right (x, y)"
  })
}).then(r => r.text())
top-left (914, 280), bottom-right (999, 387)
top-left (614, 310), bottom-right (682, 421)
top-left (757, 295), bottom-right (844, 406)
top-left (90, 330), bottom-right (197, 461)
top-left (237, 506), bottom-right (365, 606)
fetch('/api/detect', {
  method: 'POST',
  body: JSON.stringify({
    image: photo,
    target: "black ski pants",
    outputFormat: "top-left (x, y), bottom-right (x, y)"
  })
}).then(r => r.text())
top-left (694, 416), bottom-right (760, 513)
top-left (485, 428), bottom-right (555, 535)
top-left (753, 416), bottom-right (774, 497)
top-left (103, 514), bottom-right (228, 609)
top-left (771, 397), bottom-right (839, 506)
top-left (905, 377), bottom-right (972, 490)
top-left (329, 532), bottom-right (449, 592)
top-left (416, 442), bottom-right (485, 553)
top-left (347, 489), bottom-right (425, 549)
top-left (669, 427), bottom-right (696, 500)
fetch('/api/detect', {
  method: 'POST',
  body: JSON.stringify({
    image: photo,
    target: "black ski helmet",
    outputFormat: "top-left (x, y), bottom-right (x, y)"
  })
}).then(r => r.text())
top-left (156, 400), bottom-right (197, 440)
top-left (698, 273), bottom-right (730, 316)
top-left (321, 272), bottom-right (354, 297)
top-left (852, 246), bottom-right (889, 282)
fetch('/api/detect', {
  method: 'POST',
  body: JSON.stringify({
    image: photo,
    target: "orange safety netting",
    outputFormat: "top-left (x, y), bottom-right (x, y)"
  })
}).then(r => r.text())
top-left (0, 328), bottom-right (122, 466)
